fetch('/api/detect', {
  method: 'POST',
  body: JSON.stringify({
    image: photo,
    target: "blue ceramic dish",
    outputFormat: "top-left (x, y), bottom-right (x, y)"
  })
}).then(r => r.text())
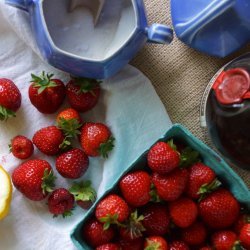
top-left (171, 0), bottom-right (250, 57)
top-left (71, 124), bottom-right (250, 250)
top-left (5, 0), bottom-right (173, 79)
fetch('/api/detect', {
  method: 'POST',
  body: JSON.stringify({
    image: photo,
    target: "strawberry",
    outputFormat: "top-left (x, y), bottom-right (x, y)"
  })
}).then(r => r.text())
top-left (186, 162), bottom-right (220, 200)
top-left (234, 214), bottom-right (250, 234)
top-left (211, 231), bottom-right (238, 250)
top-left (147, 141), bottom-right (180, 174)
top-left (48, 188), bottom-right (75, 217)
top-left (169, 240), bottom-right (190, 250)
top-left (80, 122), bottom-right (114, 158)
top-left (119, 171), bottom-right (151, 207)
top-left (95, 194), bottom-right (129, 229)
top-left (119, 237), bottom-right (144, 250)
top-left (144, 236), bottom-right (168, 250)
top-left (119, 210), bottom-right (145, 240)
top-left (9, 135), bottom-right (34, 159)
top-left (56, 148), bottom-right (89, 179)
top-left (33, 126), bottom-right (66, 155)
top-left (56, 108), bottom-right (82, 138)
top-left (0, 78), bottom-right (21, 120)
top-left (12, 159), bottom-right (55, 201)
top-left (29, 72), bottom-right (66, 114)
top-left (66, 77), bottom-right (100, 112)
top-left (181, 221), bottom-right (207, 246)
top-left (239, 224), bottom-right (250, 249)
top-left (83, 218), bottom-right (115, 247)
top-left (152, 168), bottom-right (189, 201)
top-left (199, 246), bottom-right (212, 250)
top-left (96, 243), bottom-right (120, 250)
top-left (199, 188), bottom-right (240, 229)
top-left (141, 203), bottom-right (169, 236)
top-left (69, 180), bottom-right (96, 210)
top-left (169, 197), bottom-right (198, 228)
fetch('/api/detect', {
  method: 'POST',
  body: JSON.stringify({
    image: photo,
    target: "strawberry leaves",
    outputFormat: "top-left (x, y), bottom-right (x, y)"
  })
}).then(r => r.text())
top-left (98, 136), bottom-right (115, 158)
top-left (41, 169), bottom-right (56, 194)
top-left (69, 181), bottom-right (96, 203)
top-left (0, 105), bottom-right (16, 121)
top-left (180, 147), bottom-right (200, 168)
top-left (31, 71), bottom-right (57, 94)
top-left (72, 77), bottom-right (101, 95)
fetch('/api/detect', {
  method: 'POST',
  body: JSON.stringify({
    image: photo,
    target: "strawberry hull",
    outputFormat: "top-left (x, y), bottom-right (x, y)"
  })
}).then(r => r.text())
top-left (71, 124), bottom-right (250, 250)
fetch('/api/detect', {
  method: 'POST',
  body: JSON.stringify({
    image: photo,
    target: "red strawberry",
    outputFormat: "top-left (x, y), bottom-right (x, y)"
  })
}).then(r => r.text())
top-left (186, 163), bottom-right (220, 200)
top-left (144, 236), bottom-right (168, 250)
top-left (119, 210), bottom-right (145, 240)
top-left (56, 148), bottom-right (89, 179)
top-left (66, 77), bottom-right (100, 112)
top-left (83, 218), bottom-right (115, 247)
top-left (56, 108), bottom-right (82, 138)
top-left (12, 159), bottom-right (55, 201)
top-left (199, 189), bottom-right (240, 229)
top-left (152, 168), bottom-right (189, 201)
top-left (141, 203), bottom-right (169, 236)
top-left (169, 240), bottom-right (190, 250)
top-left (147, 141), bottom-right (180, 174)
top-left (0, 78), bottom-right (21, 120)
top-left (169, 197), bottom-right (198, 228)
top-left (29, 72), bottom-right (66, 114)
top-left (69, 180), bottom-right (96, 210)
top-left (199, 246), bottom-right (212, 250)
top-left (239, 224), bottom-right (250, 249)
top-left (95, 194), bottom-right (129, 229)
top-left (211, 231), bottom-right (238, 250)
top-left (119, 237), bottom-right (144, 250)
top-left (181, 221), bottom-right (207, 246)
top-left (234, 214), bottom-right (250, 234)
top-left (119, 171), bottom-right (151, 207)
top-left (96, 243), bottom-right (120, 250)
top-left (80, 122), bottom-right (114, 158)
top-left (9, 135), bottom-right (34, 159)
top-left (33, 126), bottom-right (65, 155)
top-left (48, 188), bottom-right (74, 217)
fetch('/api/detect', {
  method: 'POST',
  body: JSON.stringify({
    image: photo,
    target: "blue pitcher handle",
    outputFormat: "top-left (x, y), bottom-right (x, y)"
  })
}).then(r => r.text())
top-left (146, 24), bottom-right (173, 44)
top-left (5, 0), bottom-right (29, 11)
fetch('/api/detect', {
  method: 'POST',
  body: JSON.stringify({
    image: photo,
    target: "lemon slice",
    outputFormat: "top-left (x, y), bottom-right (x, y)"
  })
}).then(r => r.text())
top-left (0, 165), bottom-right (12, 220)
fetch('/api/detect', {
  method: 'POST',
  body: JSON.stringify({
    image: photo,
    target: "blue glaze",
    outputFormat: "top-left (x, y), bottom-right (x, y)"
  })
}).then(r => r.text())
top-left (5, 0), bottom-right (173, 79)
top-left (171, 0), bottom-right (250, 57)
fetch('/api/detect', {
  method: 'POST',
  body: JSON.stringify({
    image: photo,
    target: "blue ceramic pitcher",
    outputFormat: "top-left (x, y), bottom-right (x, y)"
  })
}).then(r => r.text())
top-left (5, 0), bottom-right (173, 79)
top-left (171, 0), bottom-right (250, 57)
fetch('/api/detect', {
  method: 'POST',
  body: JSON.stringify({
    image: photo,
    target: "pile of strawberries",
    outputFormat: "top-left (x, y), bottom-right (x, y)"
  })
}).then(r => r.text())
top-left (82, 141), bottom-right (250, 250)
top-left (0, 72), bottom-right (115, 217)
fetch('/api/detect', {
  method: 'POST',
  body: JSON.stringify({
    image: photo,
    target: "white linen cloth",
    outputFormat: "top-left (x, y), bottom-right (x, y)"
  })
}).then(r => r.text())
top-left (0, 2), bottom-right (172, 249)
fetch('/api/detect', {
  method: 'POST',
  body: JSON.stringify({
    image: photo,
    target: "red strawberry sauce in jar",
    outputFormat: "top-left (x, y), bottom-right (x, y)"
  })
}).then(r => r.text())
top-left (205, 55), bottom-right (250, 170)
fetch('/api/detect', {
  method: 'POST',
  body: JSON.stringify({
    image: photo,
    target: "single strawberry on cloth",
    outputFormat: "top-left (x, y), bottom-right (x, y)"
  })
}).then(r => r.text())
top-left (0, 3), bottom-right (172, 250)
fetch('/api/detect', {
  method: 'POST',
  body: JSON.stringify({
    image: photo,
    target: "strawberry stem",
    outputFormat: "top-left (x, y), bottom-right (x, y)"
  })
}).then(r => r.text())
top-left (72, 77), bottom-right (101, 95)
top-left (145, 240), bottom-right (161, 250)
top-left (150, 183), bottom-right (162, 203)
top-left (31, 71), bottom-right (57, 94)
top-left (98, 136), bottom-right (115, 158)
top-left (179, 147), bottom-right (200, 168)
top-left (198, 178), bottom-right (221, 202)
top-left (123, 210), bottom-right (145, 239)
top-left (69, 180), bottom-right (96, 203)
top-left (0, 105), bottom-right (16, 121)
top-left (57, 118), bottom-right (82, 138)
top-left (41, 169), bottom-right (56, 194)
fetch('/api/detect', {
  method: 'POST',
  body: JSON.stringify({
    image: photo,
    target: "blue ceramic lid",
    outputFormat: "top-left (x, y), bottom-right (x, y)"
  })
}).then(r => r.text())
top-left (171, 0), bottom-right (250, 57)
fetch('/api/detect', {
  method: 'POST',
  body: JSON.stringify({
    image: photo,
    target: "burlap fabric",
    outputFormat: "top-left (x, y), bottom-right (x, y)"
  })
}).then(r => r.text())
top-left (132, 0), bottom-right (250, 187)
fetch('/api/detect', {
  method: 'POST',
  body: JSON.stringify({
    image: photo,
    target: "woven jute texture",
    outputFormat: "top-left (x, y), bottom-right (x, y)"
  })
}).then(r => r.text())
top-left (132, 0), bottom-right (250, 187)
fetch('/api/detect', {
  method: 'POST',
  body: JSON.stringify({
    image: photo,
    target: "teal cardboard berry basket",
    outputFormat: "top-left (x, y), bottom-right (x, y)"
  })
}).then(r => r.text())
top-left (71, 124), bottom-right (250, 250)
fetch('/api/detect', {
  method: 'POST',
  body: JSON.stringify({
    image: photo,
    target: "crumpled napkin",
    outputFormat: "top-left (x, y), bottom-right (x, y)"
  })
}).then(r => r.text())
top-left (0, 2), bottom-right (172, 250)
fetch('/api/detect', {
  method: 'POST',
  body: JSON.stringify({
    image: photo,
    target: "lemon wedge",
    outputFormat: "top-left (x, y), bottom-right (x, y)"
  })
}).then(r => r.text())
top-left (0, 165), bottom-right (12, 220)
